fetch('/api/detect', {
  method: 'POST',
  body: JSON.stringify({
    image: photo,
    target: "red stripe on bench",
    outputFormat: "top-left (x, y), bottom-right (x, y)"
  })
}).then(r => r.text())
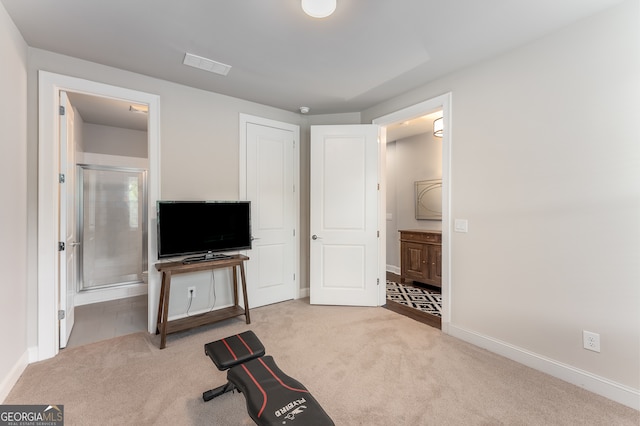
top-left (258, 358), bottom-right (309, 394)
top-left (222, 338), bottom-right (238, 360)
top-left (241, 364), bottom-right (268, 418)
top-left (237, 333), bottom-right (255, 354)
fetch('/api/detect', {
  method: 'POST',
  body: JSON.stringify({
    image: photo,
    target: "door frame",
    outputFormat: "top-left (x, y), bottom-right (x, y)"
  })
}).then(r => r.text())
top-left (37, 71), bottom-right (160, 361)
top-left (239, 114), bottom-right (301, 299)
top-left (372, 92), bottom-right (452, 331)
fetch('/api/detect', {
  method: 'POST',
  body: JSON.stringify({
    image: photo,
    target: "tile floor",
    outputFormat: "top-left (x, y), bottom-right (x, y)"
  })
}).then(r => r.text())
top-left (66, 295), bottom-right (148, 348)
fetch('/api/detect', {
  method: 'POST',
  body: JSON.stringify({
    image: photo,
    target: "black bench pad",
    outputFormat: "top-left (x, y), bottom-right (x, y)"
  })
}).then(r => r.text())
top-left (228, 355), bottom-right (334, 426)
top-left (204, 330), bottom-right (265, 371)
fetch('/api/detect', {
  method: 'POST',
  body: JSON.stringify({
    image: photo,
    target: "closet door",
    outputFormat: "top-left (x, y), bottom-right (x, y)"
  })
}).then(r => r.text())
top-left (244, 120), bottom-right (296, 308)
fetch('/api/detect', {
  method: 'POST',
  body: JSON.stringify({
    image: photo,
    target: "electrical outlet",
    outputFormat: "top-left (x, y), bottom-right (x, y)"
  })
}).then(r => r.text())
top-left (187, 286), bottom-right (196, 299)
top-left (583, 330), bottom-right (600, 353)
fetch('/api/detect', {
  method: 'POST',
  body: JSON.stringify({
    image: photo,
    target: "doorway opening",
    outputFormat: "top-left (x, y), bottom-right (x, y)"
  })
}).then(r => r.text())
top-left (384, 111), bottom-right (443, 328)
top-left (373, 93), bottom-right (451, 332)
top-left (37, 71), bottom-right (160, 361)
top-left (64, 92), bottom-right (150, 348)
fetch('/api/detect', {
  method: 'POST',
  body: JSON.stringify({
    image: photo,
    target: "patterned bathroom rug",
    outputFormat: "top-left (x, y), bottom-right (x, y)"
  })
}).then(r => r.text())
top-left (386, 280), bottom-right (442, 318)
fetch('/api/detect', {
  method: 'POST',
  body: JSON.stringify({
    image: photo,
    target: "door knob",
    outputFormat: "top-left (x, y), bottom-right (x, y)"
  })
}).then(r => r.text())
top-left (311, 235), bottom-right (321, 240)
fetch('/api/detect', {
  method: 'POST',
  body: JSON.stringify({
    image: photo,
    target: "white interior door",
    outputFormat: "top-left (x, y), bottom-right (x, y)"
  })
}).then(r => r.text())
top-left (59, 91), bottom-right (77, 348)
top-left (310, 125), bottom-right (380, 306)
top-left (244, 119), bottom-right (297, 308)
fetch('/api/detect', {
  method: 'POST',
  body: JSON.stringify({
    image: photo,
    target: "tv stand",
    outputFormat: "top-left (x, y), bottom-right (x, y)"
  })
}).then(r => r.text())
top-left (155, 254), bottom-right (250, 349)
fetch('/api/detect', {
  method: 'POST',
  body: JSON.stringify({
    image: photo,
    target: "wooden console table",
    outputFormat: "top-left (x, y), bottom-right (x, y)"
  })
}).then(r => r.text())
top-left (155, 254), bottom-right (250, 349)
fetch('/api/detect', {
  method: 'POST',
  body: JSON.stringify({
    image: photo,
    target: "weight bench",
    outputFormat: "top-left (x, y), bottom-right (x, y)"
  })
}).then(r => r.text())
top-left (203, 330), bottom-right (334, 425)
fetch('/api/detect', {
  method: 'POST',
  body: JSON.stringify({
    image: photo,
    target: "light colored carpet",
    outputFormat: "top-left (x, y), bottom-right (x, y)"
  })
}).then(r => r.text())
top-left (6, 299), bottom-right (638, 425)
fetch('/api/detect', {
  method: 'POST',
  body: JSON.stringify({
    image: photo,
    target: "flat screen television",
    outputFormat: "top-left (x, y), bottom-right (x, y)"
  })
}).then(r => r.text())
top-left (157, 201), bottom-right (251, 261)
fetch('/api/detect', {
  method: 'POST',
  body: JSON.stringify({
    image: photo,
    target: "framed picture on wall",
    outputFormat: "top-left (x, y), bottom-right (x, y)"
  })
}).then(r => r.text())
top-left (415, 179), bottom-right (442, 220)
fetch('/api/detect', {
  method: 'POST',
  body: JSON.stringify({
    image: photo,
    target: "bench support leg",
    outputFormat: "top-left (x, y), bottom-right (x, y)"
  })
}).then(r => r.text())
top-left (202, 381), bottom-right (236, 402)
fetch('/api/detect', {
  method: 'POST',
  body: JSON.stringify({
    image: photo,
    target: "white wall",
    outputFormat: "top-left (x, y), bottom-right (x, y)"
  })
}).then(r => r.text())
top-left (83, 123), bottom-right (147, 158)
top-left (0, 1), bottom-right (28, 402)
top-left (386, 141), bottom-right (399, 270)
top-left (73, 105), bottom-right (85, 153)
top-left (386, 131), bottom-right (442, 270)
top-left (365, 0), bottom-right (640, 401)
top-left (393, 133), bottom-right (442, 231)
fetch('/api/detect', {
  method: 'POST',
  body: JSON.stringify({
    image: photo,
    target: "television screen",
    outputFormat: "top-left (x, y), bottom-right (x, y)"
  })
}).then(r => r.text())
top-left (157, 201), bottom-right (251, 260)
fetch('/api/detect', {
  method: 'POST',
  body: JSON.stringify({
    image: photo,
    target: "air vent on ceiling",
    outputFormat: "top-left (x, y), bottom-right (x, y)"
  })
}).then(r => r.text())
top-left (183, 53), bottom-right (232, 76)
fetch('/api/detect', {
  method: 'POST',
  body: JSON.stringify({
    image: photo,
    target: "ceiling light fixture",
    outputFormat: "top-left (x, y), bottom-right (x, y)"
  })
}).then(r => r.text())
top-left (301, 0), bottom-right (336, 18)
top-left (129, 105), bottom-right (148, 114)
top-left (433, 117), bottom-right (443, 137)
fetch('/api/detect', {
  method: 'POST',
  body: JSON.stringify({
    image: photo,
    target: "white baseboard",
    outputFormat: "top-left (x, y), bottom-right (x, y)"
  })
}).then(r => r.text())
top-left (448, 324), bottom-right (640, 410)
top-left (387, 265), bottom-right (401, 275)
top-left (298, 287), bottom-right (310, 299)
top-left (0, 350), bottom-right (29, 403)
top-left (27, 346), bottom-right (39, 363)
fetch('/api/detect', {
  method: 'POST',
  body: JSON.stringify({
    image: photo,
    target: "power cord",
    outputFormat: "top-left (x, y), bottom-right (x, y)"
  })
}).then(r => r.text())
top-left (186, 271), bottom-right (217, 317)
top-left (207, 269), bottom-right (217, 312)
top-left (186, 288), bottom-right (194, 316)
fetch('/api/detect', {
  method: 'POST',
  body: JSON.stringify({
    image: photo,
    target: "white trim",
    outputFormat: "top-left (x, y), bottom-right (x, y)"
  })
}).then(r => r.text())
top-left (74, 283), bottom-right (148, 306)
top-left (377, 126), bottom-right (387, 306)
top-left (449, 324), bottom-right (640, 410)
top-left (78, 152), bottom-right (149, 169)
top-left (27, 346), bottom-right (38, 363)
top-left (372, 93), bottom-right (452, 324)
top-left (386, 265), bottom-right (401, 276)
top-left (37, 71), bottom-right (160, 361)
top-left (239, 114), bottom-right (301, 299)
top-left (0, 350), bottom-right (29, 403)
top-left (299, 287), bottom-right (310, 299)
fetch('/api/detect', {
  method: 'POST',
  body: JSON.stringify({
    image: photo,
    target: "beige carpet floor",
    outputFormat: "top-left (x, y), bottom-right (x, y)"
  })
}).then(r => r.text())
top-left (6, 299), bottom-right (639, 425)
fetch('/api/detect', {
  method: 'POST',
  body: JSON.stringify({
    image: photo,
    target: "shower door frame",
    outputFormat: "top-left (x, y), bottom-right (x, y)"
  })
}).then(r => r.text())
top-left (77, 164), bottom-right (148, 292)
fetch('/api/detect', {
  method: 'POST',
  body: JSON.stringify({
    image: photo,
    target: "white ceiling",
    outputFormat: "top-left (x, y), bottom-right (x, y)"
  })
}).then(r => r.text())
top-left (66, 92), bottom-right (148, 131)
top-left (386, 111), bottom-right (441, 142)
top-left (2, 0), bottom-right (623, 116)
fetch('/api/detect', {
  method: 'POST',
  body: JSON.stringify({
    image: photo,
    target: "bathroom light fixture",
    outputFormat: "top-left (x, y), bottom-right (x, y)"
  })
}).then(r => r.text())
top-left (301, 0), bottom-right (336, 18)
top-left (433, 117), bottom-right (443, 137)
top-left (129, 104), bottom-right (148, 114)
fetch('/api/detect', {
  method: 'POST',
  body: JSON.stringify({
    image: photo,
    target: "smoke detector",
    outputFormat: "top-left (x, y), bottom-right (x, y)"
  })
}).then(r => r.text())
top-left (299, 107), bottom-right (310, 114)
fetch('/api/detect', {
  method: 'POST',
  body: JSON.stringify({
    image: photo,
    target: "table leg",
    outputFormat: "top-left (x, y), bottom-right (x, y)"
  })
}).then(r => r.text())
top-left (156, 272), bottom-right (166, 335)
top-left (239, 262), bottom-right (250, 324)
top-left (160, 271), bottom-right (172, 349)
top-left (232, 266), bottom-right (239, 307)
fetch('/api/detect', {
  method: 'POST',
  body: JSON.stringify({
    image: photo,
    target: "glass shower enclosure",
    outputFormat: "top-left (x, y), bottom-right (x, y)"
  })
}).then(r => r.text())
top-left (78, 165), bottom-right (147, 291)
